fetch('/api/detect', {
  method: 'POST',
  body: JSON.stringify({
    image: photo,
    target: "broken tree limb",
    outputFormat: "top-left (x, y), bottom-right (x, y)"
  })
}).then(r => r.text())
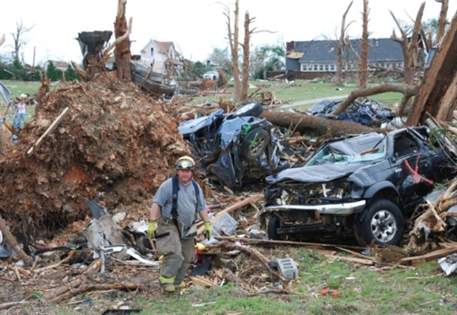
top-left (333, 84), bottom-right (418, 116)
top-left (49, 282), bottom-right (141, 303)
top-left (436, 0), bottom-right (449, 44)
top-left (436, 71), bottom-right (457, 121)
top-left (401, 246), bottom-right (457, 265)
top-left (219, 241), bottom-right (287, 282)
top-left (216, 236), bottom-right (365, 251)
top-left (27, 107), bottom-right (69, 155)
top-left (0, 215), bottom-right (32, 266)
top-left (407, 12), bottom-right (457, 125)
top-left (261, 110), bottom-right (374, 137)
top-left (0, 300), bottom-right (26, 311)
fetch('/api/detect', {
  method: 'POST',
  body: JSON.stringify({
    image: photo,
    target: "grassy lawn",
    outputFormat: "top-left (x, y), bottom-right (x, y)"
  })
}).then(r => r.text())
top-left (127, 248), bottom-right (456, 315)
top-left (1, 80), bottom-right (41, 98)
top-left (192, 80), bottom-right (403, 108)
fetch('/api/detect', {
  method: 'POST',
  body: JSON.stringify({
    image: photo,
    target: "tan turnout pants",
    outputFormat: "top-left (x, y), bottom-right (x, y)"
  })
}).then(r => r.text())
top-left (156, 218), bottom-right (195, 284)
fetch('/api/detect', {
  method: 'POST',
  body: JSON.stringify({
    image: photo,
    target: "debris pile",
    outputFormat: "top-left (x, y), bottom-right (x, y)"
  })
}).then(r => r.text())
top-left (408, 179), bottom-right (457, 254)
top-left (0, 72), bottom-right (189, 238)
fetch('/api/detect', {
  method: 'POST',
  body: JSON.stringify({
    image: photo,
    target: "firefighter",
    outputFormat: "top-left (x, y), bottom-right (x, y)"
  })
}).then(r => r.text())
top-left (148, 155), bottom-right (211, 293)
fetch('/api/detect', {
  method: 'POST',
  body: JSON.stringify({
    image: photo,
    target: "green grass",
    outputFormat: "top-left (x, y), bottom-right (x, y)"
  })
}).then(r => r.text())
top-left (132, 248), bottom-right (457, 315)
top-left (2, 80), bottom-right (41, 98)
top-left (192, 80), bottom-right (403, 108)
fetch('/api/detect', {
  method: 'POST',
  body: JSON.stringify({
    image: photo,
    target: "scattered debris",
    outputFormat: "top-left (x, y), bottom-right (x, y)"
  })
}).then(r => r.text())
top-left (438, 253), bottom-right (457, 276)
top-left (179, 102), bottom-right (284, 189)
top-left (307, 98), bottom-right (394, 127)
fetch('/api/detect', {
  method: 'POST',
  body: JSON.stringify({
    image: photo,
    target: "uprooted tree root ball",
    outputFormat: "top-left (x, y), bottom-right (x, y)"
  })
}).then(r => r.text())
top-left (0, 73), bottom-right (189, 239)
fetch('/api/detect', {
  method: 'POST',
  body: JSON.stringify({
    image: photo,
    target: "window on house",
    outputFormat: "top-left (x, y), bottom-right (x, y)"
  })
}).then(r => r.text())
top-left (150, 48), bottom-right (154, 56)
top-left (324, 65), bottom-right (329, 71)
top-left (319, 65), bottom-right (323, 71)
top-left (313, 64), bottom-right (318, 71)
top-left (330, 64), bottom-right (335, 71)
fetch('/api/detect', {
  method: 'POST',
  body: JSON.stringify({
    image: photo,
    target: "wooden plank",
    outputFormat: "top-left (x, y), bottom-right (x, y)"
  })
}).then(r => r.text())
top-left (407, 12), bottom-right (457, 125)
top-left (217, 236), bottom-right (365, 251)
top-left (401, 246), bottom-right (457, 264)
top-left (325, 254), bottom-right (374, 266)
top-left (27, 107), bottom-right (69, 155)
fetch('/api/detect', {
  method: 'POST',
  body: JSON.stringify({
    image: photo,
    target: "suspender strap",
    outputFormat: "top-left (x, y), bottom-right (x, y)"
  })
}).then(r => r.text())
top-left (171, 176), bottom-right (179, 220)
top-left (171, 176), bottom-right (201, 219)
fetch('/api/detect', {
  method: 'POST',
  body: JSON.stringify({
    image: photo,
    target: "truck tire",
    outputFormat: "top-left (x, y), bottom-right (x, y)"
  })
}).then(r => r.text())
top-left (267, 215), bottom-right (281, 240)
top-left (240, 128), bottom-right (270, 161)
top-left (354, 198), bottom-right (405, 245)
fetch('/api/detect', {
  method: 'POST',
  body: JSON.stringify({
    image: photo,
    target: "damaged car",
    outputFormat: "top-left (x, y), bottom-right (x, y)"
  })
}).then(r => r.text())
top-left (179, 102), bottom-right (282, 189)
top-left (307, 98), bottom-right (394, 127)
top-left (261, 127), bottom-right (456, 245)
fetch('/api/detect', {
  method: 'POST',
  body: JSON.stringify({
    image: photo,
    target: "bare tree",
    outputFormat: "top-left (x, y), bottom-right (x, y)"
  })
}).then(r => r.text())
top-left (224, 0), bottom-right (241, 101)
top-left (240, 12), bottom-right (256, 102)
top-left (336, 1), bottom-right (353, 86)
top-left (114, 0), bottom-right (133, 81)
top-left (436, 0), bottom-right (449, 44)
top-left (358, 0), bottom-right (369, 88)
top-left (11, 21), bottom-right (33, 63)
top-left (390, 2), bottom-right (425, 85)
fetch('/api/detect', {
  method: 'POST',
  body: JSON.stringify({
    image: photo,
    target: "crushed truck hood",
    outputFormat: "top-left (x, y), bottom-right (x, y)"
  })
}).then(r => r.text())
top-left (266, 162), bottom-right (369, 184)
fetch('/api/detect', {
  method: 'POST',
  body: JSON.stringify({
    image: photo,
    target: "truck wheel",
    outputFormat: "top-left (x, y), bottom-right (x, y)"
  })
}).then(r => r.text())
top-left (267, 215), bottom-right (281, 240)
top-left (354, 199), bottom-right (405, 245)
top-left (240, 128), bottom-right (270, 161)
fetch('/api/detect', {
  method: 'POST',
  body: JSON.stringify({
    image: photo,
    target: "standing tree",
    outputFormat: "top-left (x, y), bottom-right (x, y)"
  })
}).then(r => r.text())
top-left (358, 0), bottom-right (369, 88)
top-left (224, 0), bottom-right (241, 101)
top-left (11, 21), bottom-right (33, 64)
top-left (436, 0), bottom-right (449, 44)
top-left (240, 12), bottom-right (256, 102)
top-left (390, 2), bottom-right (425, 115)
top-left (114, 0), bottom-right (133, 81)
top-left (390, 3), bottom-right (425, 86)
top-left (336, 1), bottom-right (353, 86)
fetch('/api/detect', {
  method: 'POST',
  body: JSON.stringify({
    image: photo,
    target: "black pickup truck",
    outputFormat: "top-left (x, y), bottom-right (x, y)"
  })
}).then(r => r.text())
top-left (262, 127), bottom-right (456, 245)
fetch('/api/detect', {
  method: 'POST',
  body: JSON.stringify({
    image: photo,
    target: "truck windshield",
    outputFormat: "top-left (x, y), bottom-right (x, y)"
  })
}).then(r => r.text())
top-left (307, 134), bottom-right (386, 166)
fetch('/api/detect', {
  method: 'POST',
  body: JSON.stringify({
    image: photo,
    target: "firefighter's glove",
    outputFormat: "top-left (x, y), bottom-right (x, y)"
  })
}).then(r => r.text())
top-left (203, 221), bottom-right (212, 240)
top-left (147, 221), bottom-right (158, 239)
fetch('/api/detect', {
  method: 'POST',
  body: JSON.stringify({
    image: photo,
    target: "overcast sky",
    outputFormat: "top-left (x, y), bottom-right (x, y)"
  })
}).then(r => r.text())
top-left (0, 0), bottom-right (455, 64)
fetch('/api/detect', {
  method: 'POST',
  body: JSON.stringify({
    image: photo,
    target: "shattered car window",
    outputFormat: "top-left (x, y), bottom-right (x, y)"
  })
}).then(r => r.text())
top-left (307, 133), bottom-right (386, 166)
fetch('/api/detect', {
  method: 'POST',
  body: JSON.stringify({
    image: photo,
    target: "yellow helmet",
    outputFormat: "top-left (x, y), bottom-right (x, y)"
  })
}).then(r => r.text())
top-left (176, 155), bottom-right (195, 170)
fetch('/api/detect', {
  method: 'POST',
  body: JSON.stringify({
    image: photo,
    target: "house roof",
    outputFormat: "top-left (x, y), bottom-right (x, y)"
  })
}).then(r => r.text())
top-left (288, 38), bottom-right (403, 64)
top-left (141, 39), bottom-right (176, 55)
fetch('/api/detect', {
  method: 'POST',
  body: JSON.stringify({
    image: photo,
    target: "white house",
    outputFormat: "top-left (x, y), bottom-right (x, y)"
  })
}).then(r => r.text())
top-left (140, 39), bottom-right (181, 75)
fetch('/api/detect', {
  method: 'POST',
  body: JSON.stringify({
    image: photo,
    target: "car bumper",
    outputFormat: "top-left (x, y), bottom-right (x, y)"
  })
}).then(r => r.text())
top-left (264, 200), bottom-right (366, 215)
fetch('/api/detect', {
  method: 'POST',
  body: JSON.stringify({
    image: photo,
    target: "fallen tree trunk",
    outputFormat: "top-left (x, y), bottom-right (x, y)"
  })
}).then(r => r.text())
top-left (261, 110), bottom-right (374, 137)
top-left (333, 84), bottom-right (418, 116)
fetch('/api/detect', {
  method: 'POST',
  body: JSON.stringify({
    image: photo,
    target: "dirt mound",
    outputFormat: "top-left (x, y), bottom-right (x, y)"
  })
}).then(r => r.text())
top-left (0, 73), bottom-right (188, 238)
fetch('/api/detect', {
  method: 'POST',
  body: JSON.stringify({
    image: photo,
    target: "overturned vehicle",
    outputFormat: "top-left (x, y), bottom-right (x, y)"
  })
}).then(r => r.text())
top-left (261, 127), bottom-right (456, 245)
top-left (179, 103), bottom-right (281, 189)
top-left (307, 98), bottom-right (394, 127)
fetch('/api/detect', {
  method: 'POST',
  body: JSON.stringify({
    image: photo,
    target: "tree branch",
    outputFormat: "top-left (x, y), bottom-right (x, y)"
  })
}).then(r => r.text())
top-left (333, 84), bottom-right (418, 115)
